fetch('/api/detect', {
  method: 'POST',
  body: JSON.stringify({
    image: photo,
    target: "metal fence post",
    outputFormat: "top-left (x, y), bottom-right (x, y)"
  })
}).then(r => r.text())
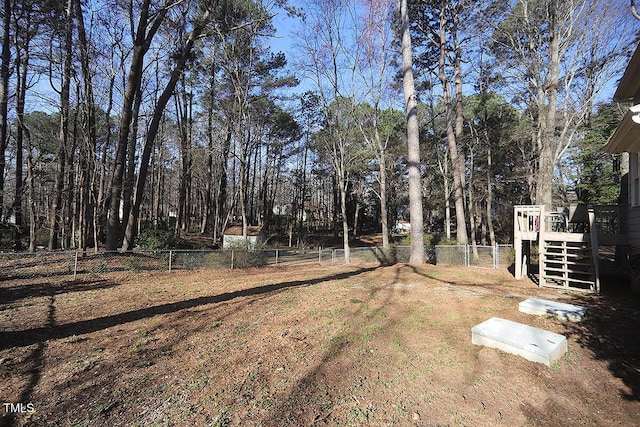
top-left (332, 249), bottom-right (335, 266)
top-left (465, 244), bottom-right (469, 267)
top-left (231, 250), bottom-right (234, 269)
top-left (275, 249), bottom-right (279, 265)
top-left (318, 247), bottom-right (322, 264)
top-left (494, 244), bottom-right (498, 269)
top-left (169, 250), bottom-right (173, 272)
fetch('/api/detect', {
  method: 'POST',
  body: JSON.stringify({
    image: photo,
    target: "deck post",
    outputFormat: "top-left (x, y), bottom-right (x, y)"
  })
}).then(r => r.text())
top-left (589, 207), bottom-right (601, 292)
top-left (538, 205), bottom-right (546, 288)
top-left (515, 238), bottom-right (523, 279)
top-left (514, 205), bottom-right (541, 280)
top-left (514, 206), bottom-right (523, 279)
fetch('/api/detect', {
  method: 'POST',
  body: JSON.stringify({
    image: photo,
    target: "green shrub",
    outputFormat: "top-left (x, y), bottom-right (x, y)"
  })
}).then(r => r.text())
top-left (435, 236), bottom-right (458, 246)
top-left (229, 250), bottom-right (267, 269)
top-left (180, 250), bottom-right (268, 270)
top-left (200, 252), bottom-right (232, 269)
top-left (136, 228), bottom-right (180, 250)
top-left (121, 256), bottom-right (142, 272)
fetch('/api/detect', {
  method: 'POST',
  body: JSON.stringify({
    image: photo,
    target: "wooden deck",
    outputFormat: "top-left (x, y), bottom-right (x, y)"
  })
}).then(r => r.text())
top-left (513, 204), bottom-right (627, 293)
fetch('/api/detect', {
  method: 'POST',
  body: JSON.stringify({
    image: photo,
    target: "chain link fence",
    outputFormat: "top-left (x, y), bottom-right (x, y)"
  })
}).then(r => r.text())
top-left (0, 246), bottom-right (420, 282)
top-left (328, 246), bottom-right (412, 266)
top-left (0, 244), bottom-right (511, 282)
top-left (435, 244), bottom-right (514, 269)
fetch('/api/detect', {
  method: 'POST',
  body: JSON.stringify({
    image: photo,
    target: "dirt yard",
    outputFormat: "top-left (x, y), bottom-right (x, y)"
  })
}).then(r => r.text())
top-left (1, 263), bottom-right (638, 426)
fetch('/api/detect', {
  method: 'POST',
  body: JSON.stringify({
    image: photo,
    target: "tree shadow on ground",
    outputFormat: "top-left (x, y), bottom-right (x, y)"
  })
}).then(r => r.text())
top-left (425, 263), bottom-right (640, 402)
top-left (259, 267), bottom-right (400, 426)
top-left (0, 266), bottom-right (378, 352)
top-left (0, 279), bottom-right (121, 305)
top-left (562, 276), bottom-right (640, 402)
top-left (0, 294), bottom-right (55, 427)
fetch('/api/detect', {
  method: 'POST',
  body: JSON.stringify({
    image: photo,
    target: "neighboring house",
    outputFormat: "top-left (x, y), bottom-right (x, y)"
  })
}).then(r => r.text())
top-left (604, 41), bottom-right (640, 292)
top-left (222, 226), bottom-right (265, 250)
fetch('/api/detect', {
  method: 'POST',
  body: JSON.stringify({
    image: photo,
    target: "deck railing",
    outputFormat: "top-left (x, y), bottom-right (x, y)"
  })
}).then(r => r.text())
top-left (514, 205), bottom-right (542, 236)
top-left (514, 204), bottom-right (627, 245)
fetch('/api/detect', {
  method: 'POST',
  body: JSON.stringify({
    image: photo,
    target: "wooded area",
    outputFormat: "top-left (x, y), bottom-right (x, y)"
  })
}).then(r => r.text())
top-left (0, 0), bottom-right (635, 259)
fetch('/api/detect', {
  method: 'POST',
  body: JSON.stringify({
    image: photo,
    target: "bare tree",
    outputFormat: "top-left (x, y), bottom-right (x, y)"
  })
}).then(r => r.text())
top-left (73, 0), bottom-right (98, 253)
top-left (356, 0), bottom-right (396, 248)
top-left (106, 0), bottom-right (168, 251)
top-left (12, 3), bottom-right (30, 250)
top-left (490, 0), bottom-right (634, 207)
top-left (48, 0), bottom-right (73, 250)
top-left (413, 0), bottom-right (469, 245)
top-left (398, 0), bottom-right (424, 264)
top-left (296, 0), bottom-right (376, 263)
top-left (121, 7), bottom-right (214, 250)
top-left (0, 0), bottom-right (10, 222)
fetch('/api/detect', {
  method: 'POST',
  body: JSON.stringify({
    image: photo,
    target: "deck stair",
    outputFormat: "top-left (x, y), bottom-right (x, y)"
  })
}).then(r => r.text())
top-left (539, 232), bottom-right (598, 291)
top-left (514, 205), bottom-right (601, 292)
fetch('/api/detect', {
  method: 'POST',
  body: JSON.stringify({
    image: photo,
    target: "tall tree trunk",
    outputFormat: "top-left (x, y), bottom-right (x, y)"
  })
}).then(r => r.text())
top-left (332, 175), bottom-right (339, 238)
top-left (439, 4), bottom-right (467, 246)
top-left (453, 8), bottom-right (468, 244)
top-left (152, 140), bottom-right (163, 226)
top-left (0, 0), bottom-right (9, 221)
top-left (121, 10), bottom-right (211, 250)
top-left (486, 142), bottom-right (495, 246)
top-left (467, 145), bottom-right (478, 257)
top-left (440, 152), bottom-right (451, 239)
top-left (378, 147), bottom-right (389, 248)
top-left (353, 192), bottom-right (360, 239)
top-left (121, 85), bottom-right (143, 237)
top-left (297, 142), bottom-right (308, 246)
top-left (213, 126), bottom-right (231, 243)
top-left (175, 84), bottom-right (189, 234)
top-left (97, 71), bottom-right (116, 248)
top-left (106, 45), bottom-right (143, 249)
top-left (399, 0), bottom-right (424, 264)
top-left (201, 67), bottom-right (216, 234)
top-left (13, 4), bottom-right (35, 251)
top-left (13, 40), bottom-right (26, 251)
top-left (25, 127), bottom-right (36, 252)
top-left (75, 0), bottom-right (97, 252)
top-left (107, 0), bottom-right (166, 250)
top-left (338, 167), bottom-right (350, 263)
top-left (49, 0), bottom-right (73, 250)
top-left (536, 5), bottom-right (560, 208)
top-left (64, 110), bottom-right (78, 249)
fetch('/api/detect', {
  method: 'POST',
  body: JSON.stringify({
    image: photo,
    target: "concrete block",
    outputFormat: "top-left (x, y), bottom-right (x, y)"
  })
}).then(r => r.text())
top-left (519, 298), bottom-right (587, 322)
top-left (471, 317), bottom-right (567, 366)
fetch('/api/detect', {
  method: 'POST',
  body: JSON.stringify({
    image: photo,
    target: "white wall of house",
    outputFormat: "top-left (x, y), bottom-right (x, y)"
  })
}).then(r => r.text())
top-left (629, 153), bottom-right (640, 247)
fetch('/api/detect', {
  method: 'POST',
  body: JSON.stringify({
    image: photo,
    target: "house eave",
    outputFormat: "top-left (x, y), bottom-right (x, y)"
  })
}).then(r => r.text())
top-left (614, 42), bottom-right (640, 103)
top-left (604, 111), bottom-right (640, 153)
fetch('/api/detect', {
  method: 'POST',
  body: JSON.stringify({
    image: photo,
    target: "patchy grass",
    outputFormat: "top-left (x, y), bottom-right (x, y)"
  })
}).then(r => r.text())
top-left (1, 264), bottom-right (639, 426)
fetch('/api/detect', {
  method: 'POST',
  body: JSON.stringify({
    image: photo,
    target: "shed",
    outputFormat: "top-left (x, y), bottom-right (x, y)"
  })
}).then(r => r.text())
top-left (223, 226), bottom-right (265, 250)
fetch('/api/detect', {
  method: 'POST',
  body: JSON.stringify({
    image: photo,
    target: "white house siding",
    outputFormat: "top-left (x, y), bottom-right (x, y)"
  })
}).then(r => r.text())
top-left (629, 207), bottom-right (640, 247)
top-left (627, 206), bottom-right (640, 293)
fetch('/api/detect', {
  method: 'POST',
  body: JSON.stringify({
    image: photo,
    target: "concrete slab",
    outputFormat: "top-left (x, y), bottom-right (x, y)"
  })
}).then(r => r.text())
top-left (519, 298), bottom-right (587, 322)
top-left (471, 317), bottom-right (567, 366)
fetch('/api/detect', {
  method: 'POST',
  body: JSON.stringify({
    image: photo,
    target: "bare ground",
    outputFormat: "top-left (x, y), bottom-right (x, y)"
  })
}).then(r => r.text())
top-left (0, 263), bottom-right (639, 426)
